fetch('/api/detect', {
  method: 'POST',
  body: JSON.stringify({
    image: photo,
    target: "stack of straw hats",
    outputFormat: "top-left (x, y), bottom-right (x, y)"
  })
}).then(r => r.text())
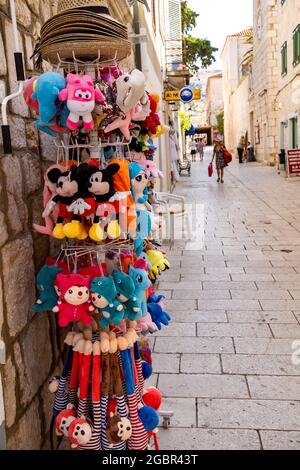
top-left (40, 0), bottom-right (132, 62)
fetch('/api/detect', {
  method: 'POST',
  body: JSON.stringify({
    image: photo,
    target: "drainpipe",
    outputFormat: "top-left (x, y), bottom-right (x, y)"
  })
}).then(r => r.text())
top-left (1, 0), bottom-right (25, 155)
top-left (133, 1), bottom-right (142, 70)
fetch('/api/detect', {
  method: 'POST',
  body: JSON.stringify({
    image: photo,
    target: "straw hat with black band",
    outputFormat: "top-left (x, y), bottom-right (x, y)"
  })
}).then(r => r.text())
top-left (40, 0), bottom-right (132, 63)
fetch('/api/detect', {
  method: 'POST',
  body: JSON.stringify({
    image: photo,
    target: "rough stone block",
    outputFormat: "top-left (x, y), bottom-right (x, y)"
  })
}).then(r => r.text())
top-left (227, 310), bottom-right (298, 324)
top-left (260, 431), bottom-right (300, 450)
top-left (155, 322), bottom-right (196, 337)
top-left (1, 236), bottom-right (35, 336)
top-left (248, 376), bottom-right (300, 400)
top-left (197, 322), bottom-right (272, 338)
top-left (15, 0), bottom-right (31, 29)
top-left (234, 338), bottom-right (297, 355)
top-left (6, 398), bottom-right (42, 450)
top-left (16, 315), bottom-right (52, 406)
top-left (20, 153), bottom-right (42, 196)
top-left (0, 31), bottom-right (7, 75)
top-left (222, 354), bottom-right (300, 376)
top-left (2, 354), bottom-right (16, 428)
top-left (152, 353), bottom-right (180, 374)
top-left (0, 211), bottom-right (8, 248)
top-left (159, 398), bottom-right (196, 428)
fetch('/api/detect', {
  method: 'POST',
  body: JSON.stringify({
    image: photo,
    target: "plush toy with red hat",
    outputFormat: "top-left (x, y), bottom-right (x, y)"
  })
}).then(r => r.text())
top-left (53, 273), bottom-right (94, 327)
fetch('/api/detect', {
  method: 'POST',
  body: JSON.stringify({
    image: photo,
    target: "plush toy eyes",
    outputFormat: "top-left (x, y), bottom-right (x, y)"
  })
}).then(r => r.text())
top-left (137, 275), bottom-right (143, 283)
top-left (124, 76), bottom-right (129, 82)
top-left (127, 426), bottom-right (131, 431)
top-left (135, 175), bottom-right (142, 182)
top-left (76, 426), bottom-right (80, 430)
top-left (86, 290), bottom-right (88, 295)
top-left (117, 280), bottom-right (121, 284)
top-left (75, 89), bottom-right (92, 99)
top-left (62, 419), bottom-right (66, 425)
top-left (69, 289), bottom-right (73, 294)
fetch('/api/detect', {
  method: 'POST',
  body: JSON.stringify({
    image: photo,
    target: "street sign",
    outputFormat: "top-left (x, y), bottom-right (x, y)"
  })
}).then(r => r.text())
top-left (180, 87), bottom-right (194, 103)
top-left (164, 88), bottom-right (201, 102)
top-left (287, 149), bottom-right (300, 176)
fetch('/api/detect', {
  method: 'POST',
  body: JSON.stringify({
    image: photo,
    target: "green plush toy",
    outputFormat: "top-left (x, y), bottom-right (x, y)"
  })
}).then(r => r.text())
top-left (112, 270), bottom-right (142, 321)
top-left (90, 276), bottom-right (124, 327)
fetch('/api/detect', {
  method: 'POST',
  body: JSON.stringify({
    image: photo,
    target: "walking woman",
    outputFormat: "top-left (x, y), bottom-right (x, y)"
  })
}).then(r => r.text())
top-left (237, 136), bottom-right (245, 164)
top-left (190, 139), bottom-right (197, 162)
top-left (211, 141), bottom-right (226, 183)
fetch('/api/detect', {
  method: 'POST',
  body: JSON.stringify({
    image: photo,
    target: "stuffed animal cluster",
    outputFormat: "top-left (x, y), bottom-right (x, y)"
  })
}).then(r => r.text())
top-left (51, 334), bottom-right (162, 450)
top-left (23, 69), bottom-right (168, 143)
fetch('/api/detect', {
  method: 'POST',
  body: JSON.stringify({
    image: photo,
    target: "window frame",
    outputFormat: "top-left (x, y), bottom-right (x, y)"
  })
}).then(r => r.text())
top-left (281, 41), bottom-right (288, 76)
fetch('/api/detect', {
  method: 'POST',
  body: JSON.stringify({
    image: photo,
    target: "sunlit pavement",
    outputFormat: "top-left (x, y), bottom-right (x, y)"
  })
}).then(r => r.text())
top-left (153, 147), bottom-right (300, 450)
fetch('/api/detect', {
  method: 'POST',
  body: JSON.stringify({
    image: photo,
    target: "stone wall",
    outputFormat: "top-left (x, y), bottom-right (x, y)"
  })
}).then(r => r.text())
top-left (252, 0), bottom-right (279, 164)
top-left (0, 0), bottom-right (62, 450)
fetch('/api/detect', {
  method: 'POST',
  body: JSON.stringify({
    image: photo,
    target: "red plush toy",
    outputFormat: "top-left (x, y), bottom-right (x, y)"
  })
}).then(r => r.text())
top-left (53, 273), bottom-right (95, 327)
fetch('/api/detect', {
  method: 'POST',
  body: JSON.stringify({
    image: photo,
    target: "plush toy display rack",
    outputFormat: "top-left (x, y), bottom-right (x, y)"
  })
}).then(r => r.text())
top-left (0, 0), bottom-right (179, 451)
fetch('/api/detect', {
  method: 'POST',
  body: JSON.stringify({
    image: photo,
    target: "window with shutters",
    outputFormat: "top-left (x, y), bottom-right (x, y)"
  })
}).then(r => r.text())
top-left (281, 41), bottom-right (287, 76)
top-left (293, 24), bottom-right (300, 67)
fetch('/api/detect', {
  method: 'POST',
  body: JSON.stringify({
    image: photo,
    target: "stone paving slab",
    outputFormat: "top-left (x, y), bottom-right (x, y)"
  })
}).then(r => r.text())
top-left (196, 323), bottom-right (272, 338)
top-left (203, 281), bottom-right (257, 290)
top-left (269, 324), bottom-right (300, 338)
top-left (155, 337), bottom-right (234, 354)
top-left (259, 431), bottom-right (300, 450)
top-left (231, 290), bottom-right (292, 300)
top-left (234, 338), bottom-right (296, 355)
top-left (197, 299), bottom-right (261, 311)
top-left (158, 428), bottom-right (261, 450)
top-left (221, 354), bottom-right (300, 375)
top-left (171, 311), bottom-right (228, 323)
top-left (180, 354), bottom-right (221, 374)
top-left (158, 374), bottom-right (249, 399)
top-left (197, 398), bottom-right (300, 430)
top-left (247, 376), bottom-right (300, 400)
top-left (159, 398), bottom-right (196, 428)
top-left (227, 310), bottom-right (298, 324)
top-left (152, 354), bottom-right (180, 374)
top-left (154, 322), bottom-right (196, 337)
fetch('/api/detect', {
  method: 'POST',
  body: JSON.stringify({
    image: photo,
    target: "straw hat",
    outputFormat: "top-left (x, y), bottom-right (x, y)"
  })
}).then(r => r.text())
top-left (41, 0), bottom-right (131, 63)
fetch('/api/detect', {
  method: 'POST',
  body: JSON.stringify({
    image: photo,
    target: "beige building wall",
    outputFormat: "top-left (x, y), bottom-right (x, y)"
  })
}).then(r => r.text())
top-left (252, 0), bottom-right (279, 164)
top-left (277, 0), bottom-right (300, 152)
top-left (221, 32), bottom-right (253, 153)
top-left (206, 74), bottom-right (224, 126)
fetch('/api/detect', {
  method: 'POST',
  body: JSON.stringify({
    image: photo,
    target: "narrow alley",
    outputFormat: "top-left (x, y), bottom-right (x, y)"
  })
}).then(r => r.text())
top-left (154, 148), bottom-right (300, 450)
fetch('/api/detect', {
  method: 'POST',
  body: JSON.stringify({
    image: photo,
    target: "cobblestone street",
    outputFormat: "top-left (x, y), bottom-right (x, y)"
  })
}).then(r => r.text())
top-left (155, 149), bottom-right (300, 450)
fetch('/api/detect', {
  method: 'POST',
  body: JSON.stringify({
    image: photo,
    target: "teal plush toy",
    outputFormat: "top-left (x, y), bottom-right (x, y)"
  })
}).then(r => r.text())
top-left (90, 276), bottom-right (124, 328)
top-left (32, 72), bottom-right (66, 126)
top-left (112, 269), bottom-right (142, 321)
top-left (129, 266), bottom-right (151, 317)
top-left (33, 264), bottom-right (61, 312)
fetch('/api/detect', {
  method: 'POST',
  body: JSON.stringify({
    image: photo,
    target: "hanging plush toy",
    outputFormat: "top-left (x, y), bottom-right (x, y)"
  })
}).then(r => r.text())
top-left (32, 72), bottom-right (66, 126)
top-left (63, 163), bottom-right (96, 240)
top-left (129, 162), bottom-right (152, 255)
top-left (33, 264), bottom-right (61, 312)
top-left (58, 73), bottom-right (104, 131)
top-left (147, 250), bottom-right (171, 283)
top-left (53, 273), bottom-right (94, 327)
top-left (90, 276), bottom-right (124, 328)
top-left (111, 269), bottom-right (142, 321)
top-left (129, 266), bottom-right (151, 317)
top-left (45, 165), bottom-right (78, 239)
top-left (141, 160), bottom-right (164, 180)
top-left (115, 69), bottom-right (146, 114)
top-left (87, 163), bottom-right (121, 242)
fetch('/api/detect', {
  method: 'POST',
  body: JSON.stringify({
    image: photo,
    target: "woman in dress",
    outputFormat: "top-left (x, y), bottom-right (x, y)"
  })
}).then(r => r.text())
top-left (211, 141), bottom-right (226, 183)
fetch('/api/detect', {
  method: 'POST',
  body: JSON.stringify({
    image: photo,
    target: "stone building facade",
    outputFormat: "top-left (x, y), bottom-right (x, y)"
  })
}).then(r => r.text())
top-left (276, 0), bottom-right (300, 153)
top-left (221, 29), bottom-right (253, 154)
top-left (205, 72), bottom-right (223, 127)
top-left (252, 0), bottom-right (279, 164)
top-left (0, 0), bottom-right (134, 450)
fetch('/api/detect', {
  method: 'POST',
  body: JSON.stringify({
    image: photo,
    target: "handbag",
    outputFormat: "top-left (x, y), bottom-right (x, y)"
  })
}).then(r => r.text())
top-left (208, 162), bottom-right (213, 177)
top-left (224, 149), bottom-right (232, 164)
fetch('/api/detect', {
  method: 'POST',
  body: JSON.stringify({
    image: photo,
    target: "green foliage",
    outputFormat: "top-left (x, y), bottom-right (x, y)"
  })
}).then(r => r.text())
top-left (181, 0), bottom-right (199, 35)
top-left (216, 109), bottom-right (224, 136)
top-left (178, 110), bottom-right (192, 132)
top-left (181, 1), bottom-right (218, 72)
top-left (185, 36), bottom-right (218, 73)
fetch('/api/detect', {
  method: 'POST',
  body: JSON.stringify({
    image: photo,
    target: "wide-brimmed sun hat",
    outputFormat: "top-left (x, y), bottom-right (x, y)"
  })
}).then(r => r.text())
top-left (40, 0), bottom-right (132, 63)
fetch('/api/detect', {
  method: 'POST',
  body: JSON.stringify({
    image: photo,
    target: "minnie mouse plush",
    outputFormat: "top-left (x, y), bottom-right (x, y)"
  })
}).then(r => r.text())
top-left (45, 165), bottom-right (78, 239)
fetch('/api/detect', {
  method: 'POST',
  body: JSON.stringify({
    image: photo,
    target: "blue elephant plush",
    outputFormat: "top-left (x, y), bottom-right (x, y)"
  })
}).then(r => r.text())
top-left (112, 269), bottom-right (142, 321)
top-left (129, 266), bottom-right (151, 317)
top-left (32, 72), bottom-right (66, 126)
top-left (33, 264), bottom-right (61, 312)
top-left (90, 276), bottom-right (124, 328)
top-left (147, 300), bottom-right (171, 331)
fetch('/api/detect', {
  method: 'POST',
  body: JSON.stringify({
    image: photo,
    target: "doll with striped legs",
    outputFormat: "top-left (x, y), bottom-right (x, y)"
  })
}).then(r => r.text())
top-left (68, 341), bottom-right (102, 450)
top-left (120, 349), bottom-right (159, 450)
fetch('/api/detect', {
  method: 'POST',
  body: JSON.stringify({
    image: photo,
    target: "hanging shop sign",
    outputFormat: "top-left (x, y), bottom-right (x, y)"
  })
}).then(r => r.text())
top-left (287, 149), bottom-right (300, 176)
top-left (164, 88), bottom-right (201, 102)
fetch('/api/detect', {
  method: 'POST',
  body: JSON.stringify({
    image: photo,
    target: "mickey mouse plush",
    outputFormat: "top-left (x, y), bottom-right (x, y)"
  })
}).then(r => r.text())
top-left (88, 163), bottom-right (120, 242)
top-left (45, 165), bottom-right (78, 239)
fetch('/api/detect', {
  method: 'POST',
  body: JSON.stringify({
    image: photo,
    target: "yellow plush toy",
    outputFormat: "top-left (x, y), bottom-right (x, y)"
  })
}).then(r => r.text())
top-left (147, 250), bottom-right (171, 282)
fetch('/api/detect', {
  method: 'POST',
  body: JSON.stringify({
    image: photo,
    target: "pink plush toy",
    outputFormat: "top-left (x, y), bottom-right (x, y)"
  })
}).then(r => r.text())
top-left (53, 273), bottom-right (95, 327)
top-left (58, 73), bottom-right (104, 131)
top-left (141, 160), bottom-right (164, 179)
